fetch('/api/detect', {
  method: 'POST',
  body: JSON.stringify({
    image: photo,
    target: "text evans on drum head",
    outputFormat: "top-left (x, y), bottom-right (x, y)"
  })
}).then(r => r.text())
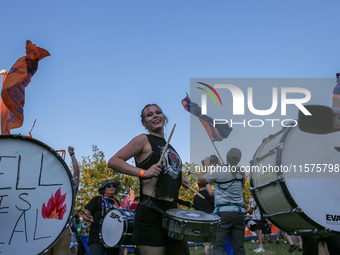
top-left (100, 209), bottom-right (135, 248)
top-left (250, 125), bottom-right (340, 236)
top-left (0, 135), bottom-right (74, 255)
top-left (162, 208), bottom-right (220, 242)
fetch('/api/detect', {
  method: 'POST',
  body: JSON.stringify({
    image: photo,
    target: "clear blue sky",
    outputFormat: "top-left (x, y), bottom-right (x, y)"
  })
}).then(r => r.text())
top-left (1, 0), bottom-right (339, 169)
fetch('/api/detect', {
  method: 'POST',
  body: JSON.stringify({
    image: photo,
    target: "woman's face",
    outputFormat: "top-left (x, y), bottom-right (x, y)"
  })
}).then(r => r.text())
top-left (142, 105), bottom-right (165, 132)
top-left (104, 184), bottom-right (116, 195)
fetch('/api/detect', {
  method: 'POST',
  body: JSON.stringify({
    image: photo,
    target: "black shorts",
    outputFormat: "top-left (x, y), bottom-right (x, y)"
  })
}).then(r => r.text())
top-left (253, 219), bottom-right (271, 233)
top-left (132, 196), bottom-right (183, 247)
top-left (253, 220), bottom-right (264, 231)
top-left (261, 219), bottom-right (271, 234)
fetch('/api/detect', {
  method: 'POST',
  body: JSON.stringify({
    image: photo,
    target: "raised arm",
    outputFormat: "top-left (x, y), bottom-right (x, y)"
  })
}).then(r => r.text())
top-left (68, 146), bottom-right (80, 187)
top-left (197, 157), bottom-right (210, 186)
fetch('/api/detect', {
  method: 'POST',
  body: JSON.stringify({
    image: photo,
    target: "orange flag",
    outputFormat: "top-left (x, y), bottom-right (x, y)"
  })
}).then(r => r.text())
top-left (1, 72), bottom-right (16, 135)
top-left (1, 40), bottom-right (50, 134)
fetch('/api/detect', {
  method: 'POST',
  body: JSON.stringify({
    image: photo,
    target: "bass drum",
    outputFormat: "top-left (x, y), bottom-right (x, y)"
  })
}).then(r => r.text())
top-left (100, 208), bottom-right (135, 248)
top-left (0, 135), bottom-right (75, 254)
top-left (250, 124), bottom-right (340, 236)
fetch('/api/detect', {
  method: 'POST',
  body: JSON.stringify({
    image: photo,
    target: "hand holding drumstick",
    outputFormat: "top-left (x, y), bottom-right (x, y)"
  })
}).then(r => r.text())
top-left (77, 206), bottom-right (94, 223)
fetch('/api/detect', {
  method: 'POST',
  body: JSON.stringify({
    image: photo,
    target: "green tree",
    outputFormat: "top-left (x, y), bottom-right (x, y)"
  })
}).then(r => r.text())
top-left (242, 175), bottom-right (251, 209)
top-left (73, 145), bottom-right (139, 210)
top-left (178, 162), bottom-right (199, 209)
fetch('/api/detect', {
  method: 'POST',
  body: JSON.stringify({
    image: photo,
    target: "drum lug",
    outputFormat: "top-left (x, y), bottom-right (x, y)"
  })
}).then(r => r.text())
top-left (265, 206), bottom-right (303, 218)
top-left (292, 206), bottom-right (302, 213)
top-left (162, 217), bottom-right (169, 228)
top-left (318, 228), bottom-right (334, 237)
top-left (292, 228), bottom-right (333, 238)
top-left (277, 143), bottom-right (284, 150)
top-left (251, 176), bottom-right (284, 190)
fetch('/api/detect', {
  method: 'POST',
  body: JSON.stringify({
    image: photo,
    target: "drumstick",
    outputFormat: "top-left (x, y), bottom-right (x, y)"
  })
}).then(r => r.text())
top-left (155, 124), bottom-right (204, 200)
top-left (158, 124), bottom-right (176, 164)
top-left (157, 124), bottom-right (204, 200)
top-left (188, 186), bottom-right (205, 199)
top-left (77, 206), bottom-right (92, 219)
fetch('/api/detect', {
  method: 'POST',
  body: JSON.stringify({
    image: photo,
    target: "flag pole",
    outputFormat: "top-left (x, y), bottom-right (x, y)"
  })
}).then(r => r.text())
top-left (0, 70), bottom-right (7, 134)
top-left (211, 140), bottom-right (225, 165)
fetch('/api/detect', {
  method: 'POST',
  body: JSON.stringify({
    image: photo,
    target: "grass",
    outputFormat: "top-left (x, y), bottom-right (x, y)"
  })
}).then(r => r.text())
top-left (188, 240), bottom-right (299, 255)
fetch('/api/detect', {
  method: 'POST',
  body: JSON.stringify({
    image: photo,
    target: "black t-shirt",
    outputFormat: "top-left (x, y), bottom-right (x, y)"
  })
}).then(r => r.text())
top-left (136, 134), bottom-right (182, 199)
top-left (193, 189), bottom-right (215, 213)
top-left (85, 196), bottom-right (118, 245)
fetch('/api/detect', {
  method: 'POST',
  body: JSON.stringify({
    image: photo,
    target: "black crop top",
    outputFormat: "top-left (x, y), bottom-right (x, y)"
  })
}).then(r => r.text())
top-left (135, 134), bottom-right (182, 199)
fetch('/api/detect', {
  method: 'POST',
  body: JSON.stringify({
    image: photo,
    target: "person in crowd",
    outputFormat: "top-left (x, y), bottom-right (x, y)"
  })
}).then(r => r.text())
top-left (108, 104), bottom-right (191, 255)
top-left (69, 146), bottom-right (81, 255)
top-left (128, 196), bottom-right (140, 210)
top-left (285, 234), bottom-right (301, 253)
top-left (246, 192), bottom-right (265, 253)
top-left (80, 222), bottom-right (91, 255)
top-left (45, 146), bottom-right (80, 255)
top-left (198, 148), bottom-right (246, 255)
top-left (70, 208), bottom-right (80, 255)
top-left (276, 228), bottom-right (288, 244)
top-left (193, 181), bottom-right (215, 255)
top-left (262, 220), bottom-right (272, 244)
top-left (301, 235), bottom-right (340, 255)
top-left (83, 179), bottom-right (121, 255)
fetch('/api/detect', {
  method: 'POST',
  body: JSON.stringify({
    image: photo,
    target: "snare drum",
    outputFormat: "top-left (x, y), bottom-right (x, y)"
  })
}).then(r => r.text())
top-left (100, 208), bottom-right (135, 248)
top-left (162, 208), bottom-right (220, 242)
top-left (0, 135), bottom-right (74, 254)
top-left (251, 125), bottom-right (340, 236)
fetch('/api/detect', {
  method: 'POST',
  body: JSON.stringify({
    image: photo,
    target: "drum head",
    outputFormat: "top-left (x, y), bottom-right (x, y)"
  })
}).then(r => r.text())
top-left (0, 135), bottom-right (74, 254)
top-left (280, 126), bottom-right (340, 233)
top-left (166, 208), bottom-right (220, 222)
top-left (101, 209), bottom-right (124, 247)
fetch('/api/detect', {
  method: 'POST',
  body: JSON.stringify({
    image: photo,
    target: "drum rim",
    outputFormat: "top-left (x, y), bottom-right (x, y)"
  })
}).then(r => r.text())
top-left (250, 126), bottom-right (327, 234)
top-left (165, 208), bottom-right (220, 222)
top-left (250, 126), bottom-right (288, 231)
top-left (277, 126), bottom-right (327, 233)
top-left (0, 134), bottom-right (76, 254)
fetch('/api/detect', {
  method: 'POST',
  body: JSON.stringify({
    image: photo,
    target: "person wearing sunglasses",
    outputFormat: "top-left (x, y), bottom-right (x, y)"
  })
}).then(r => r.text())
top-left (83, 179), bottom-right (121, 255)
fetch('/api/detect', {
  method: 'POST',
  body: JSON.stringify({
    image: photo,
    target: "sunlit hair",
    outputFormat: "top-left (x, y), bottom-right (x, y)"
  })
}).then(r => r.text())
top-left (140, 104), bottom-right (168, 126)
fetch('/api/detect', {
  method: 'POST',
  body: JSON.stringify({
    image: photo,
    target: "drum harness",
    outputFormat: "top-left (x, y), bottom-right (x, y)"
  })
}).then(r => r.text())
top-left (214, 168), bottom-right (245, 216)
top-left (139, 185), bottom-right (200, 224)
top-left (139, 170), bottom-right (244, 219)
top-left (140, 190), bottom-right (197, 216)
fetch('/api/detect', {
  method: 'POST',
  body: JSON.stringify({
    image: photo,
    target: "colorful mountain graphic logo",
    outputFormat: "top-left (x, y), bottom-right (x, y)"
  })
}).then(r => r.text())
top-left (196, 82), bottom-right (222, 106)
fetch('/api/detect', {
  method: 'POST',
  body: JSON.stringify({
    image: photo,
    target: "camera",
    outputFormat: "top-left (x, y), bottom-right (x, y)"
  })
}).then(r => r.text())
top-left (210, 154), bottom-right (219, 165)
top-left (245, 217), bottom-right (257, 231)
top-left (201, 154), bottom-right (219, 166)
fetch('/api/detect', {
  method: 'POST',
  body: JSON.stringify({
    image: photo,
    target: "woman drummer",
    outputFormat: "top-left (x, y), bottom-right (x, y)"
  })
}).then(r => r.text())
top-left (108, 103), bottom-right (190, 255)
top-left (82, 179), bottom-right (121, 255)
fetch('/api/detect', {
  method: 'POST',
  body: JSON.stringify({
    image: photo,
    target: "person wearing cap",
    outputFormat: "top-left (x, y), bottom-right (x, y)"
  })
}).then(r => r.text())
top-left (198, 148), bottom-right (246, 255)
top-left (83, 179), bottom-right (121, 255)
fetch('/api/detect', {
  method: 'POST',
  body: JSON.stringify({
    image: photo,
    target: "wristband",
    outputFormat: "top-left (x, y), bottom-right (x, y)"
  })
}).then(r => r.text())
top-left (70, 153), bottom-right (75, 156)
top-left (140, 169), bottom-right (145, 178)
